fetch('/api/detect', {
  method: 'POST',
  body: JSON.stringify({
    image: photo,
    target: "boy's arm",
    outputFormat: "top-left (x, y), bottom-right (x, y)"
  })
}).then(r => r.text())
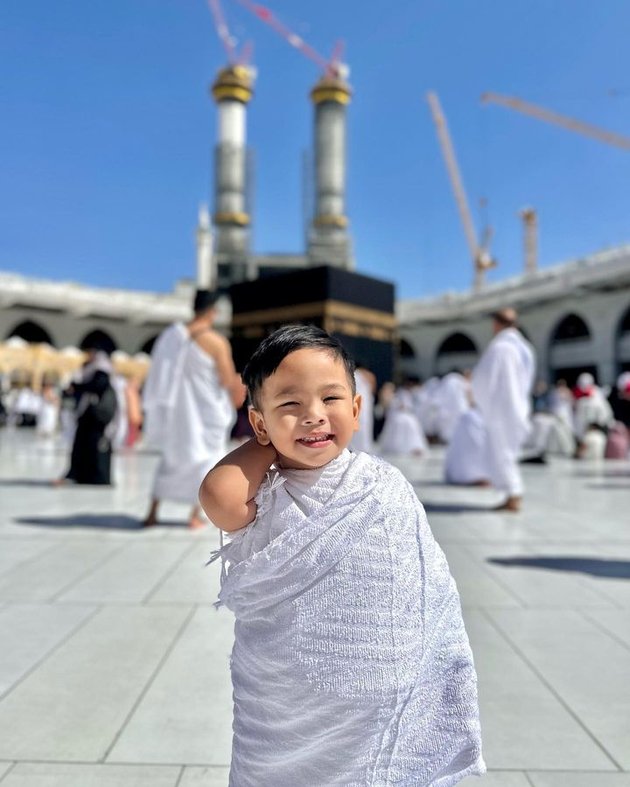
top-left (199, 439), bottom-right (277, 532)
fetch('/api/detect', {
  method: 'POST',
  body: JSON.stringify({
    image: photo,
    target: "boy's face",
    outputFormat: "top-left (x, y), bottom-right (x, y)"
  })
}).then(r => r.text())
top-left (248, 348), bottom-right (361, 470)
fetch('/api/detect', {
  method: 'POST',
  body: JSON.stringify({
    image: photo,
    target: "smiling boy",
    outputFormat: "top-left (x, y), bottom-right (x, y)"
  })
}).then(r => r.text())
top-left (200, 325), bottom-right (484, 787)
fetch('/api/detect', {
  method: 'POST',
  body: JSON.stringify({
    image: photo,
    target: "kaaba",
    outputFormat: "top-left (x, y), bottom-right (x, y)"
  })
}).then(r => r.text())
top-left (230, 266), bottom-right (396, 386)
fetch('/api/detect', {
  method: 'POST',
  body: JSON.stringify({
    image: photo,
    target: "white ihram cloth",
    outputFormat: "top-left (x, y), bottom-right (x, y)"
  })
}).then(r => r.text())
top-left (445, 409), bottom-right (489, 485)
top-left (435, 373), bottom-right (471, 444)
top-left (471, 328), bottom-right (535, 496)
top-left (142, 323), bottom-right (189, 449)
top-left (415, 377), bottom-right (441, 438)
top-left (150, 332), bottom-right (234, 504)
top-left (378, 389), bottom-right (428, 455)
top-left (212, 450), bottom-right (485, 786)
top-left (36, 398), bottom-right (59, 436)
top-left (573, 390), bottom-right (613, 441)
top-left (350, 369), bottom-right (374, 453)
top-left (110, 375), bottom-right (129, 450)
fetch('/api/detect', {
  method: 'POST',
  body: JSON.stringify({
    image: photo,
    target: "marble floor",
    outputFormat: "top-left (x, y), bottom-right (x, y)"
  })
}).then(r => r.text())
top-left (0, 428), bottom-right (629, 786)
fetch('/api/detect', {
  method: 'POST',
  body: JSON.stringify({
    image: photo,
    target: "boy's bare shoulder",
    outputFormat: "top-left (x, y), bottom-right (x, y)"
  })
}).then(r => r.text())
top-left (195, 329), bottom-right (230, 354)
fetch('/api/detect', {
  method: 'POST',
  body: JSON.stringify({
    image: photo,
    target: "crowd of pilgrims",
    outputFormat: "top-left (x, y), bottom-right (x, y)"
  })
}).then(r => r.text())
top-left (0, 346), bottom-right (143, 485)
top-left (2, 339), bottom-right (629, 501)
top-left (352, 368), bottom-right (630, 477)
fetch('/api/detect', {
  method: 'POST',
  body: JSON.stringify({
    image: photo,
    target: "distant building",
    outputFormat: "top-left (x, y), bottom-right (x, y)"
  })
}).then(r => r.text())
top-left (2, 244), bottom-right (630, 386)
top-left (398, 245), bottom-right (630, 386)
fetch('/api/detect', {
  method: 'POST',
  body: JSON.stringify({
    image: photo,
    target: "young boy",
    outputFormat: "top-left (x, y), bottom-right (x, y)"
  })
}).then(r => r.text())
top-left (200, 325), bottom-right (485, 787)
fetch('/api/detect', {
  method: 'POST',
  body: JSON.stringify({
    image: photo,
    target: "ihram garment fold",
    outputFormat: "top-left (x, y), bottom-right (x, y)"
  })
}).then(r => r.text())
top-left (213, 450), bottom-right (484, 786)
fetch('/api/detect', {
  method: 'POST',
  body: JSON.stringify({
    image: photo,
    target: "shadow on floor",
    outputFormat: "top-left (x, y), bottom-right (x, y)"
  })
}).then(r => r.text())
top-left (14, 514), bottom-right (188, 530)
top-left (571, 469), bottom-right (630, 479)
top-left (423, 502), bottom-right (496, 513)
top-left (488, 556), bottom-right (630, 579)
top-left (585, 482), bottom-right (630, 490)
top-left (0, 478), bottom-right (61, 487)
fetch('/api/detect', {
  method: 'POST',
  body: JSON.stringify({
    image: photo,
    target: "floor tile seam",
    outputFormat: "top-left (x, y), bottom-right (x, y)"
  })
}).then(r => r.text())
top-left (0, 762), bottom-right (15, 785)
top-left (170, 764), bottom-right (235, 786)
top-left (54, 539), bottom-right (195, 605)
top-left (141, 541), bottom-right (208, 605)
top-left (0, 758), bottom-right (195, 768)
top-left (459, 545), bottom-right (528, 608)
top-left (0, 603), bottom-right (102, 702)
top-left (478, 606), bottom-right (624, 772)
top-left (525, 768), bottom-right (630, 774)
top-left (0, 540), bottom-right (68, 587)
top-left (47, 541), bottom-right (130, 602)
top-left (579, 608), bottom-right (630, 654)
top-left (101, 603), bottom-right (199, 763)
top-left (104, 759), bottom-right (230, 769)
top-left (174, 764), bottom-right (185, 787)
top-left (574, 575), bottom-right (628, 608)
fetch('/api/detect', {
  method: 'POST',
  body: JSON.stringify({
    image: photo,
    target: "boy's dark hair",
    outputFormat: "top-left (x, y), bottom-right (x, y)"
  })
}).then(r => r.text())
top-left (243, 324), bottom-right (356, 409)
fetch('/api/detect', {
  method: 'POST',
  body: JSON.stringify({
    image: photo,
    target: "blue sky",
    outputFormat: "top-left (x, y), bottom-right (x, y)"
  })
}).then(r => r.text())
top-left (1, 0), bottom-right (629, 300)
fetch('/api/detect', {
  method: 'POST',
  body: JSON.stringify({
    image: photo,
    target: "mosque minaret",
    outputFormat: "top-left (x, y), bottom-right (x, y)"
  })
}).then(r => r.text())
top-left (307, 70), bottom-right (354, 270)
top-left (195, 203), bottom-right (215, 289)
top-left (211, 64), bottom-right (255, 288)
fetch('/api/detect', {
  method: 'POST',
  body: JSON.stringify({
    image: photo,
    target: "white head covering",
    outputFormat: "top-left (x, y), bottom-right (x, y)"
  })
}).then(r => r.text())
top-left (617, 372), bottom-right (630, 393)
top-left (576, 372), bottom-right (595, 392)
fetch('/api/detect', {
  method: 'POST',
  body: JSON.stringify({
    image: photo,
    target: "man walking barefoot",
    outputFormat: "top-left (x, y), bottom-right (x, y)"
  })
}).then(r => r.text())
top-left (471, 307), bottom-right (535, 512)
top-left (142, 290), bottom-right (245, 528)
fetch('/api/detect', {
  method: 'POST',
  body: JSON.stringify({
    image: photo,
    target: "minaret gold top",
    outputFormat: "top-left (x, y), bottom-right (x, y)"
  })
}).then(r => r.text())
top-left (310, 74), bottom-right (352, 106)
top-left (211, 65), bottom-right (254, 104)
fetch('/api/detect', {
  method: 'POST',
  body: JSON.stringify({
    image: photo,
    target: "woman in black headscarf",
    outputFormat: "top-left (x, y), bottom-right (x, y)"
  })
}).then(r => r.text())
top-left (55, 347), bottom-right (117, 485)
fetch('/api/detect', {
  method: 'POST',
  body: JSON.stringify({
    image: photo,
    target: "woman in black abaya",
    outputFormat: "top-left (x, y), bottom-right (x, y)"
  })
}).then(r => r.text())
top-left (55, 348), bottom-right (117, 486)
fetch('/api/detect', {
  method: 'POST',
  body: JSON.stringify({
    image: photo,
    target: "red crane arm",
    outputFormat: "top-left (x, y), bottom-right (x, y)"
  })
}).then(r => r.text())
top-left (234, 0), bottom-right (333, 73)
top-left (207, 0), bottom-right (236, 63)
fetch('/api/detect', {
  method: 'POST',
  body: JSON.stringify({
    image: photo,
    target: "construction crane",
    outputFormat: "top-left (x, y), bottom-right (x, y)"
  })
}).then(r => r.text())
top-left (481, 92), bottom-right (630, 151)
top-left (206, 0), bottom-right (252, 65)
top-left (519, 207), bottom-right (538, 274)
top-left (233, 0), bottom-right (344, 77)
top-left (426, 91), bottom-right (497, 290)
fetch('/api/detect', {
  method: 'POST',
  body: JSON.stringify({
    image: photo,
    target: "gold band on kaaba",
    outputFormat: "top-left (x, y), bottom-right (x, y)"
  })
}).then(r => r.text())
top-left (232, 299), bottom-right (396, 344)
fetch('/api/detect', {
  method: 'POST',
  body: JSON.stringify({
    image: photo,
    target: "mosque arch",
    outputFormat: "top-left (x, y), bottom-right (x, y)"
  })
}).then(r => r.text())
top-left (548, 312), bottom-right (595, 383)
top-left (615, 304), bottom-right (630, 373)
top-left (550, 313), bottom-right (591, 344)
top-left (79, 329), bottom-right (117, 355)
top-left (617, 305), bottom-right (630, 336)
top-left (139, 335), bottom-right (159, 355)
top-left (399, 338), bottom-right (416, 359)
top-left (434, 331), bottom-right (479, 376)
top-left (436, 332), bottom-right (478, 356)
top-left (5, 320), bottom-right (54, 346)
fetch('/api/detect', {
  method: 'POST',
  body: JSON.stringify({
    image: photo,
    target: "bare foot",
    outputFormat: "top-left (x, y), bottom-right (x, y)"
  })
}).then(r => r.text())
top-left (188, 516), bottom-right (207, 530)
top-left (142, 514), bottom-right (158, 527)
top-left (493, 496), bottom-right (522, 512)
top-left (51, 478), bottom-right (67, 488)
top-left (471, 479), bottom-right (491, 487)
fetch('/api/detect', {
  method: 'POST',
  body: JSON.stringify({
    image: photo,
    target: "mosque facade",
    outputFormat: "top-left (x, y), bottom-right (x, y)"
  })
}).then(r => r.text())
top-left (398, 245), bottom-right (630, 387)
top-left (1, 243), bottom-right (630, 387)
